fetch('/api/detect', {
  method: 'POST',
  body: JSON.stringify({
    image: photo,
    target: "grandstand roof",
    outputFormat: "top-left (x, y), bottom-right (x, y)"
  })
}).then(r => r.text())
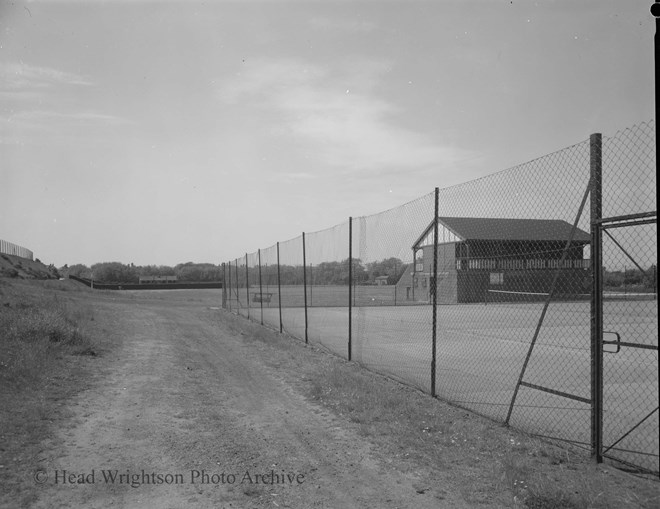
top-left (413, 217), bottom-right (591, 248)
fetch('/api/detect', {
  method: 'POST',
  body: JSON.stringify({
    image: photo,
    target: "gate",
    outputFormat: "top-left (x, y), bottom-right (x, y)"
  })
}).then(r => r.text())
top-left (592, 129), bottom-right (658, 476)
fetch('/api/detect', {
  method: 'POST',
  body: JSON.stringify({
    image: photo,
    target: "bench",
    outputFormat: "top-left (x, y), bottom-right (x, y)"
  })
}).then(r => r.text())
top-left (252, 292), bottom-right (273, 304)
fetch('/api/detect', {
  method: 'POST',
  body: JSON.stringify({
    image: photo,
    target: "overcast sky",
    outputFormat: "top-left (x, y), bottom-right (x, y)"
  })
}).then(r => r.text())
top-left (0, 0), bottom-right (655, 268)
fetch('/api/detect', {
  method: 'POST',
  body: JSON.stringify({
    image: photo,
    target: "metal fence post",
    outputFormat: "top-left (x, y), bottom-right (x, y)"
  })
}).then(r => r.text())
top-left (222, 262), bottom-right (226, 308)
top-left (227, 261), bottom-right (232, 311)
top-left (348, 217), bottom-right (353, 361)
top-left (245, 253), bottom-right (250, 319)
top-left (258, 248), bottom-right (264, 325)
top-left (235, 259), bottom-right (240, 313)
top-left (590, 132), bottom-right (604, 463)
top-left (431, 188), bottom-right (439, 397)
top-left (302, 232), bottom-right (308, 344)
top-left (277, 242), bottom-right (283, 333)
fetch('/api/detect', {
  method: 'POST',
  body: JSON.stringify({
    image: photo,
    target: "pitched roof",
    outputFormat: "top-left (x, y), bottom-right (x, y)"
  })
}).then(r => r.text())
top-left (413, 217), bottom-right (591, 248)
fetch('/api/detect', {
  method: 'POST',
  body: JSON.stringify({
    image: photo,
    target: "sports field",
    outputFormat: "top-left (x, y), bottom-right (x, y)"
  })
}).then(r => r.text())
top-left (230, 289), bottom-right (658, 473)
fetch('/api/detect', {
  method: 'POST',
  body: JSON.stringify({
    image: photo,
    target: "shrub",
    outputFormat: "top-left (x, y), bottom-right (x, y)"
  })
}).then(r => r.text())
top-left (0, 267), bottom-right (19, 278)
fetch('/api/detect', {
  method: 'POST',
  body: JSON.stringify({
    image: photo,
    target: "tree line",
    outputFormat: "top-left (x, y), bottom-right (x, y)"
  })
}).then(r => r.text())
top-left (60, 257), bottom-right (410, 286)
top-left (603, 265), bottom-right (657, 293)
top-left (228, 257), bottom-right (410, 287)
top-left (62, 262), bottom-right (223, 283)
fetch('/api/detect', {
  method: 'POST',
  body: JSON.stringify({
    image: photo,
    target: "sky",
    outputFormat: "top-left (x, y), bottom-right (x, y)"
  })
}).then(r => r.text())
top-left (0, 0), bottom-right (655, 268)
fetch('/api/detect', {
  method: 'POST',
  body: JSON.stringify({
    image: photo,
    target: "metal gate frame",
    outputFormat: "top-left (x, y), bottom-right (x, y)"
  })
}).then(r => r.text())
top-left (591, 132), bottom-right (659, 475)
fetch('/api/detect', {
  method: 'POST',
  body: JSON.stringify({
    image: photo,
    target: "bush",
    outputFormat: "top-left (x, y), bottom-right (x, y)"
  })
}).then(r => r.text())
top-left (0, 267), bottom-right (19, 278)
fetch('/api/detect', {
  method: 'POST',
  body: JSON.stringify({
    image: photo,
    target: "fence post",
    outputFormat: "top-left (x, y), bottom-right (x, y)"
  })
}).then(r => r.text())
top-left (234, 258), bottom-right (241, 315)
top-left (234, 259), bottom-right (238, 312)
top-left (590, 132), bottom-right (603, 463)
top-left (258, 249), bottom-right (263, 325)
top-left (302, 232), bottom-right (308, 344)
top-left (431, 188), bottom-right (439, 397)
top-left (277, 242), bottom-right (283, 333)
top-left (348, 217), bottom-right (353, 361)
top-left (227, 261), bottom-right (232, 311)
top-left (245, 253), bottom-right (250, 320)
top-left (222, 263), bottom-right (226, 309)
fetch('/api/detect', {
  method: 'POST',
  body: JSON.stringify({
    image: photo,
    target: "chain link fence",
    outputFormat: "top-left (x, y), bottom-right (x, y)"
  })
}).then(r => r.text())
top-left (222, 120), bottom-right (657, 476)
top-left (595, 121), bottom-right (657, 474)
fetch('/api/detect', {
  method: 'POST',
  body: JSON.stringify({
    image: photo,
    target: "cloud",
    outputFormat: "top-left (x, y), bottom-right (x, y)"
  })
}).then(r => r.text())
top-left (0, 63), bottom-right (125, 144)
top-left (1, 109), bottom-right (129, 145)
top-left (9, 110), bottom-right (126, 125)
top-left (267, 171), bottom-right (318, 182)
top-left (309, 16), bottom-right (377, 33)
top-left (0, 62), bottom-right (92, 91)
top-left (218, 57), bottom-right (473, 173)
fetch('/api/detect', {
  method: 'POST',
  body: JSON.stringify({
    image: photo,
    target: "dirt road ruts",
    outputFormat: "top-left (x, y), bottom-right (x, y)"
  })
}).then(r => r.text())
top-left (30, 290), bottom-right (470, 508)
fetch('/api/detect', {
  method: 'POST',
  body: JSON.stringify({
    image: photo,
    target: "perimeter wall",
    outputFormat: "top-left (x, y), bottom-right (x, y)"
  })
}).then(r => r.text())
top-left (0, 239), bottom-right (34, 261)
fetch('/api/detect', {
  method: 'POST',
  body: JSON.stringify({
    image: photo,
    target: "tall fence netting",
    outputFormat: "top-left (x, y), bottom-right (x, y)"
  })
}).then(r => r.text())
top-left (222, 120), bottom-right (657, 476)
top-left (278, 235), bottom-right (306, 340)
top-left (598, 121), bottom-right (657, 473)
top-left (304, 221), bottom-right (350, 357)
top-left (353, 192), bottom-right (435, 392)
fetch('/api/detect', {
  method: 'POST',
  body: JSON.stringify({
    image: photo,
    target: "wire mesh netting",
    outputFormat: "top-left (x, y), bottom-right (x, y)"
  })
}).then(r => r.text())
top-left (428, 139), bottom-right (594, 450)
top-left (598, 121), bottom-right (657, 474)
top-left (602, 121), bottom-right (657, 219)
top-left (304, 221), bottom-right (351, 357)
top-left (259, 244), bottom-right (280, 332)
top-left (225, 257), bottom-right (244, 315)
top-left (278, 235), bottom-right (306, 341)
top-left (222, 120), bottom-right (657, 475)
top-left (352, 192), bottom-right (436, 392)
top-left (244, 251), bottom-right (260, 322)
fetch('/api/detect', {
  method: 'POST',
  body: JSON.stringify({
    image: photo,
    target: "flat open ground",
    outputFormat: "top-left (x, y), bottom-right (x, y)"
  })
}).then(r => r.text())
top-left (3, 286), bottom-right (468, 508)
top-left (233, 291), bottom-right (659, 474)
top-left (3, 282), bottom-right (659, 508)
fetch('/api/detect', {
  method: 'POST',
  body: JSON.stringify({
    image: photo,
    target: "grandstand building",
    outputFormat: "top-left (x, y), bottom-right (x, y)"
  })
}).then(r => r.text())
top-left (403, 217), bottom-right (591, 304)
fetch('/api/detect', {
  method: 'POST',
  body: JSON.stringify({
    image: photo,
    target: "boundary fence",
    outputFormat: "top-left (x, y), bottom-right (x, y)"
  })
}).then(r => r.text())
top-left (0, 239), bottom-right (33, 261)
top-left (68, 275), bottom-right (223, 291)
top-left (222, 120), bottom-right (657, 476)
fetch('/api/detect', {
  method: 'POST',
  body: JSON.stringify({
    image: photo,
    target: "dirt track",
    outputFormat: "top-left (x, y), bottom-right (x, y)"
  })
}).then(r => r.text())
top-left (27, 289), bottom-right (471, 508)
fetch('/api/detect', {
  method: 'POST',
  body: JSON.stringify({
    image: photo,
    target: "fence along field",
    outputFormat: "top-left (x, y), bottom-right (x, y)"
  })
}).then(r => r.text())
top-left (0, 239), bottom-right (33, 261)
top-left (223, 120), bottom-right (657, 476)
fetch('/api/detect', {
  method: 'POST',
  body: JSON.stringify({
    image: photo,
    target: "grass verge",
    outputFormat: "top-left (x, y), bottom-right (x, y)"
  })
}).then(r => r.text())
top-left (0, 278), bottom-right (99, 507)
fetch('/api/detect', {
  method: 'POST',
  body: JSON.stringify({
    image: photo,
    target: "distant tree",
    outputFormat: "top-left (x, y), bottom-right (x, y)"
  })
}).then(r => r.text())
top-left (366, 257), bottom-right (406, 285)
top-left (311, 261), bottom-right (342, 285)
top-left (48, 264), bottom-right (60, 279)
top-left (138, 265), bottom-right (176, 277)
top-left (66, 264), bottom-right (92, 279)
top-left (623, 268), bottom-right (644, 286)
top-left (349, 258), bottom-right (368, 284)
top-left (277, 264), bottom-right (304, 286)
top-left (174, 262), bottom-right (222, 281)
top-left (603, 266), bottom-right (657, 292)
top-left (645, 264), bottom-right (657, 292)
top-left (90, 262), bottom-right (138, 283)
